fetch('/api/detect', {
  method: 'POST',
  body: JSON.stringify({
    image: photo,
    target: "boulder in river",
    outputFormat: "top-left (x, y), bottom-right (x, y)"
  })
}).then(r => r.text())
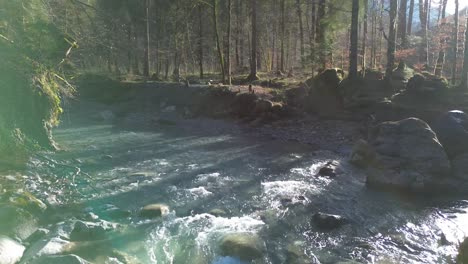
top-left (0, 236), bottom-right (25, 264)
top-left (312, 213), bottom-right (348, 230)
top-left (254, 99), bottom-right (274, 114)
top-left (317, 161), bottom-right (340, 177)
top-left (139, 204), bottom-right (170, 218)
top-left (432, 110), bottom-right (468, 158)
top-left (219, 233), bottom-right (265, 261)
top-left (0, 205), bottom-right (38, 241)
top-left (231, 93), bottom-right (258, 117)
top-left (23, 237), bottom-right (75, 261)
top-left (458, 237), bottom-right (468, 264)
top-left (352, 118), bottom-right (451, 192)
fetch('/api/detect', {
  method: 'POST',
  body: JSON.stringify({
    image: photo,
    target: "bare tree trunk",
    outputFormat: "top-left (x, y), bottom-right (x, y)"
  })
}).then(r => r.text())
top-left (407, 0), bottom-right (415, 35)
top-left (317, 0), bottom-right (327, 69)
top-left (235, 0), bottom-right (241, 69)
top-left (435, 0), bottom-right (449, 77)
top-left (452, 0), bottom-right (459, 84)
top-left (295, 0), bottom-right (305, 67)
top-left (143, 0), bottom-right (150, 77)
top-left (362, 0), bottom-right (368, 72)
top-left (399, 0), bottom-right (408, 47)
top-left (212, 0), bottom-right (225, 82)
top-left (419, 0), bottom-right (429, 66)
top-left (248, 0), bottom-right (259, 81)
top-left (310, 0), bottom-right (317, 75)
top-left (386, 0), bottom-right (397, 80)
top-left (280, 0), bottom-right (286, 73)
top-left (461, 15), bottom-right (468, 89)
top-left (349, 0), bottom-right (359, 80)
top-left (227, 0), bottom-right (232, 85)
top-left (198, 5), bottom-right (204, 79)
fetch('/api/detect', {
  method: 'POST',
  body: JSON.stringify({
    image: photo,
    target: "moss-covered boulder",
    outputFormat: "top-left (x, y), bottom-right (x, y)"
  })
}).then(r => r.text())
top-left (219, 233), bottom-right (265, 261)
top-left (305, 68), bottom-right (345, 115)
top-left (406, 72), bottom-right (448, 96)
top-left (390, 62), bottom-right (414, 90)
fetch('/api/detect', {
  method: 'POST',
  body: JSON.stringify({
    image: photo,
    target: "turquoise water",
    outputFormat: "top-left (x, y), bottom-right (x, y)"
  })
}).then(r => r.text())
top-left (4, 98), bottom-right (468, 263)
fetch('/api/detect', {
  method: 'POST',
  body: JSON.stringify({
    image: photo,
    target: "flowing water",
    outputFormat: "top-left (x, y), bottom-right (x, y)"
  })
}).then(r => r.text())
top-left (4, 93), bottom-right (468, 264)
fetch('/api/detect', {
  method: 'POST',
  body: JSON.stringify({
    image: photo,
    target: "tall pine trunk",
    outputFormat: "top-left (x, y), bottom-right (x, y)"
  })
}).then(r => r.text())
top-left (452, 0), bottom-right (459, 84)
top-left (349, 0), bottom-right (359, 80)
top-left (295, 0), bottom-right (305, 67)
top-left (248, 0), bottom-right (259, 81)
top-left (227, 0), bottom-right (232, 85)
top-left (280, 0), bottom-right (286, 73)
top-left (143, 0), bottom-right (150, 77)
top-left (198, 5), bottom-right (204, 79)
top-left (461, 15), bottom-right (468, 89)
top-left (386, 0), bottom-right (397, 80)
top-left (212, 0), bottom-right (225, 82)
top-left (407, 0), bottom-right (415, 35)
top-left (317, 0), bottom-right (326, 70)
top-left (362, 0), bottom-right (368, 72)
top-left (419, 0), bottom-right (429, 66)
top-left (399, 0), bottom-right (408, 47)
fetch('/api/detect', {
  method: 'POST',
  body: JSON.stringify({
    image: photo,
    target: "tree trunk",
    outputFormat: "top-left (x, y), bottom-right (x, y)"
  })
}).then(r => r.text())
top-left (295, 0), bottom-right (305, 67)
top-left (349, 0), bottom-right (359, 80)
top-left (198, 5), bottom-right (204, 79)
top-left (235, 0), bottom-right (241, 69)
top-left (248, 0), bottom-right (259, 81)
top-left (386, 0), bottom-right (397, 80)
top-left (362, 0), bottom-right (368, 72)
top-left (399, 0), bottom-right (408, 47)
top-left (143, 0), bottom-right (150, 77)
top-left (419, 0), bottom-right (429, 65)
top-left (441, 0), bottom-right (448, 19)
top-left (317, 0), bottom-right (327, 69)
top-left (407, 0), bottom-right (415, 35)
top-left (280, 0), bottom-right (286, 73)
top-left (310, 0), bottom-right (317, 74)
top-left (435, 0), bottom-right (449, 77)
top-left (451, 0), bottom-right (459, 84)
top-left (212, 0), bottom-right (225, 82)
top-left (461, 15), bottom-right (468, 89)
top-left (227, 0), bottom-right (232, 85)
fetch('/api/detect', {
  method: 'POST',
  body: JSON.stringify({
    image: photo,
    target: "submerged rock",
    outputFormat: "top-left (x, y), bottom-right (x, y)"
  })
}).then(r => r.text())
top-left (30, 254), bottom-right (90, 264)
top-left (286, 241), bottom-right (321, 264)
top-left (355, 118), bottom-right (451, 192)
top-left (23, 237), bottom-right (74, 260)
top-left (139, 204), bottom-right (170, 218)
top-left (0, 236), bottom-right (25, 264)
top-left (312, 213), bottom-right (348, 230)
top-left (219, 233), bottom-right (265, 261)
top-left (208, 209), bottom-right (227, 217)
top-left (0, 205), bottom-right (38, 241)
top-left (70, 220), bottom-right (116, 241)
top-left (432, 110), bottom-right (468, 158)
top-left (349, 140), bottom-right (375, 168)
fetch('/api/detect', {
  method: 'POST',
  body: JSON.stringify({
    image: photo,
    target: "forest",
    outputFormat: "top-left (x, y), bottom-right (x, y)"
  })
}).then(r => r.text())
top-left (2, 0), bottom-right (468, 263)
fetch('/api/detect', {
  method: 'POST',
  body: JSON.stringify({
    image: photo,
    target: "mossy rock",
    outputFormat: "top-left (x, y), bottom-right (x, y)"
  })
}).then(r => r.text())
top-left (219, 233), bottom-right (265, 261)
top-left (6, 191), bottom-right (47, 214)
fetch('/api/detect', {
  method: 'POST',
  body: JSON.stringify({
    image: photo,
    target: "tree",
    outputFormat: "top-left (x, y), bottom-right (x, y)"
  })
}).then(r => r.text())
top-left (419, 0), bottom-right (429, 65)
top-left (280, 0), bottom-right (286, 73)
top-left (143, 0), bottom-right (150, 77)
top-left (212, 0), bottom-right (225, 83)
top-left (247, 0), bottom-right (259, 81)
top-left (349, 0), bottom-right (359, 79)
top-left (198, 5), bottom-right (204, 79)
top-left (408, 0), bottom-right (415, 35)
top-left (386, 0), bottom-right (398, 80)
top-left (296, 0), bottom-right (305, 67)
top-left (399, 0), bottom-right (408, 47)
top-left (461, 15), bottom-right (468, 89)
top-left (227, 0), bottom-right (232, 85)
top-left (451, 0), bottom-right (459, 84)
top-left (361, 0), bottom-right (368, 71)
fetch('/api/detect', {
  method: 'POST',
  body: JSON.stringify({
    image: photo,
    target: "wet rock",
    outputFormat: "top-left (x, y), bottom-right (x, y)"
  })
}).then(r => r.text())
top-left (70, 220), bottom-right (116, 241)
top-left (30, 254), bottom-right (91, 264)
top-left (208, 209), bottom-right (227, 217)
top-left (452, 153), bottom-right (468, 181)
top-left (312, 213), bottom-right (348, 230)
top-left (99, 204), bottom-right (131, 220)
top-left (390, 62), bottom-right (414, 91)
top-left (0, 205), bottom-right (38, 240)
top-left (219, 233), bottom-right (265, 261)
top-left (318, 161), bottom-right (340, 177)
top-left (23, 237), bottom-right (74, 260)
top-left (6, 191), bottom-right (47, 214)
top-left (254, 99), bottom-right (274, 114)
top-left (231, 93), bottom-right (258, 117)
top-left (458, 237), bottom-right (468, 264)
top-left (26, 229), bottom-right (50, 244)
top-left (349, 140), bottom-right (375, 168)
top-left (432, 110), bottom-right (468, 158)
top-left (286, 241), bottom-right (321, 264)
top-left (0, 236), bottom-right (25, 264)
top-left (362, 118), bottom-right (451, 192)
top-left (139, 204), bottom-right (170, 218)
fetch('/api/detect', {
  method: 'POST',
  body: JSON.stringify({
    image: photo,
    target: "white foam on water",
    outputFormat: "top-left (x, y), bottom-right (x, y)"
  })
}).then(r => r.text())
top-left (261, 180), bottom-right (320, 209)
top-left (146, 214), bottom-right (264, 263)
top-left (186, 187), bottom-right (213, 199)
